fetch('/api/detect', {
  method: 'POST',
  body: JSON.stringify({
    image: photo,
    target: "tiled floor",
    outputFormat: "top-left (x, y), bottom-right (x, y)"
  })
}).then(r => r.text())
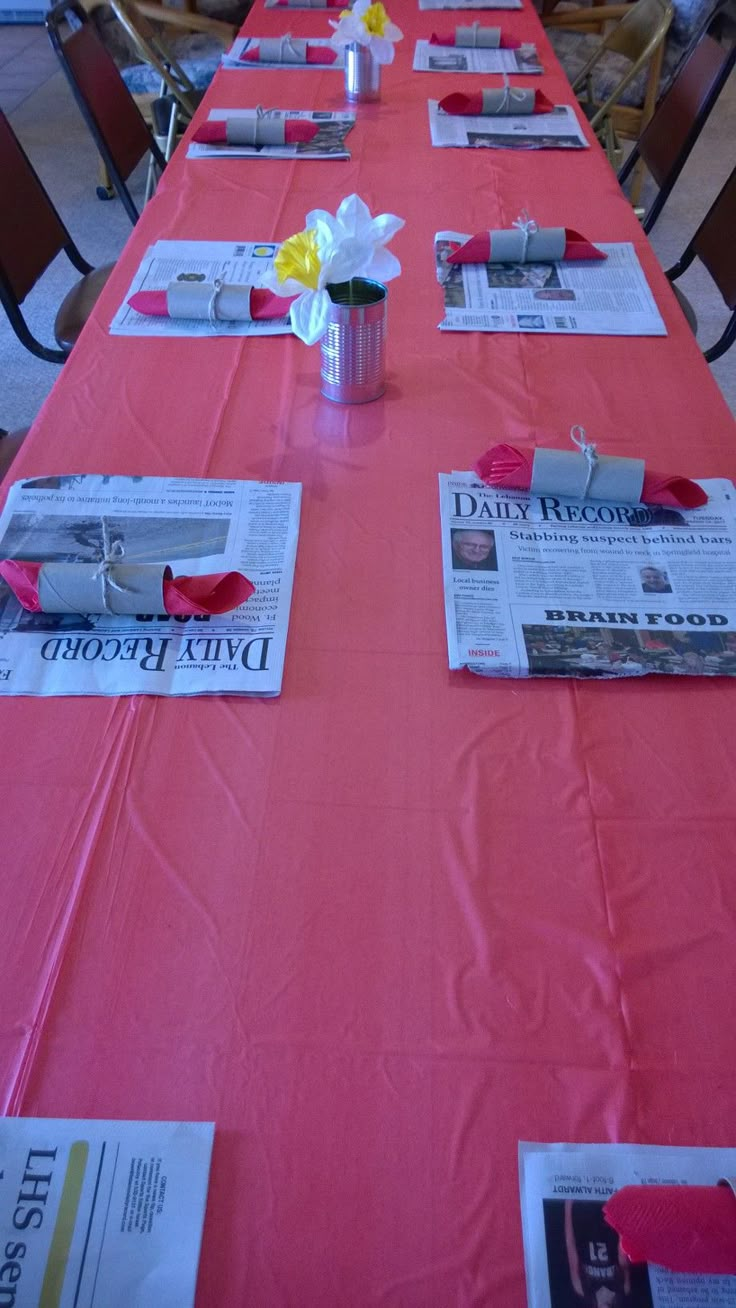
top-left (0, 22), bottom-right (60, 113)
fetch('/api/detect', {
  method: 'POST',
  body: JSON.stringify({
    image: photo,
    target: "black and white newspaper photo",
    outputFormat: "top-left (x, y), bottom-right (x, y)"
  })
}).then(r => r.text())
top-left (110, 240), bottom-right (293, 338)
top-left (413, 40), bottom-right (543, 72)
top-left (428, 102), bottom-right (589, 150)
top-left (186, 108), bottom-right (355, 160)
top-left (439, 471), bottom-right (736, 679)
top-left (519, 1142), bottom-right (736, 1308)
top-left (0, 474), bottom-right (301, 697)
top-left (434, 236), bottom-right (666, 335)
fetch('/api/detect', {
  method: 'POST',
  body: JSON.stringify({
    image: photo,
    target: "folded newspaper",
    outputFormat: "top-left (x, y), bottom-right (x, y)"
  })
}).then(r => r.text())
top-left (0, 1118), bottom-right (213, 1307)
top-left (519, 1141), bottom-right (736, 1308)
top-left (435, 234), bottom-right (665, 336)
top-left (440, 471), bottom-right (736, 679)
top-left (186, 108), bottom-right (355, 160)
top-left (428, 101), bottom-right (588, 149)
top-left (110, 240), bottom-right (293, 338)
top-left (414, 40), bottom-right (542, 72)
top-left (0, 474), bottom-right (301, 696)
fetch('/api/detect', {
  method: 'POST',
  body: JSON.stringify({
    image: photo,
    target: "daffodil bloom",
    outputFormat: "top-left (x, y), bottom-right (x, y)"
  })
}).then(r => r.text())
top-left (330, 0), bottom-right (402, 64)
top-left (265, 195), bottom-right (404, 345)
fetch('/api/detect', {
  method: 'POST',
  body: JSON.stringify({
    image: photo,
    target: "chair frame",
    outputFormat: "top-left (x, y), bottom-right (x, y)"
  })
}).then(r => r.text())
top-left (107, 0), bottom-right (235, 119)
top-left (46, 0), bottom-right (167, 225)
top-left (666, 164), bottom-right (736, 363)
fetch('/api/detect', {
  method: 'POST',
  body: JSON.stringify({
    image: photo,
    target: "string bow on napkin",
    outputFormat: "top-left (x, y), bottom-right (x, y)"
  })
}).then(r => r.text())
top-left (0, 558), bottom-right (255, 618)
top-left (604, 1182), bottom-right (736, 1275)
top-left (439, 84), bottom-right (553, 115)
top-left (447, 211), bottom-right (605, 264)
top-left (192, 116), bottom-right (320, 147)
top-left (240, 36), bottom-right (338, 63)
top-left (128, 283), bottom-right (294, 323)
top-left (430, 23), bottom-right (521, 47)
top-left (474, 431), bottom-right (708, 508)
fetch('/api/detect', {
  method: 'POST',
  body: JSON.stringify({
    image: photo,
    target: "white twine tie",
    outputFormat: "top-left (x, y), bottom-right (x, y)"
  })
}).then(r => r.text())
top-left (498, 73), bottom-right (527, 113)
top-left (92, 518), bottom-right (129, 611)
top-left (206, 278), bottom-right (224, 330)
top-left (467, 20), bottom-right (480, 46)
top-left (279, 32), bottom-right (301, 60)
top-left (570, 424), bottom-right (599, 498)
top-left (512, 208), bottom-right (538, 262)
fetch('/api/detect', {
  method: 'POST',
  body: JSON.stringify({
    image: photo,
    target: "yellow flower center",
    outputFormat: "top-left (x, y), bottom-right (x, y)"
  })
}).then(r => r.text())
top-left (274, 228), bottom-right (322, 291)
top-left (361, 2), bottom-right (389, 36)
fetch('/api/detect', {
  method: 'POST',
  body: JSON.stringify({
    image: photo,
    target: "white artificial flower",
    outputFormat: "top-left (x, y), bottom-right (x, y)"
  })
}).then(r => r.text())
top-left (306, 194), bottom-right (404, 285)
top-left (329, 0), bottom-right (403, 64)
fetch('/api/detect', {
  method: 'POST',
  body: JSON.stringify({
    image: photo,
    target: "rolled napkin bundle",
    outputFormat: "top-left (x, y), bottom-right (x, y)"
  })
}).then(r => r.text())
top-left (192, 118), bottom-right (320, 146)
top-left (128, 283), bottom-right (294, 322)
top-left (430, 24), bottom-right (521, 47)
top-left (447, 219), bottom-right (605, 264)
top-left (0, 559), bottom-right (255, 618)
top-left (273, 0), bottom-right (349, 6)
top-left (474, 430), bottom-right (708, 507)
top-left (240, 37), bottom-right (338, 63)
top-left (604, 1182), bottom-right (736, 1275)
top-left (439, 87), bottom-right (553, 115)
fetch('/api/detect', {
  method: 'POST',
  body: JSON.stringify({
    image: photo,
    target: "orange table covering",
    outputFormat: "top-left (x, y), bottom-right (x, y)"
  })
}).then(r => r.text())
top-left (2, 1), bottom-right (736, 1303)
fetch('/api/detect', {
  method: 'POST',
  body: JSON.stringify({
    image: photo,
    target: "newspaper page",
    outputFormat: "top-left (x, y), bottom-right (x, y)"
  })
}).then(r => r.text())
top-left (414, 40), bottom-right (542, 73)
top-left (420, 0), bottom-right (523, 11)
top-left (0, 1118), bottom-right (213, 1307)
top-left (186, 108), bottom-right (355, 160)
top-left (435, 235), bottom-right (665, 336)
top-left (109, 240), bottom-right (292, 338)
top-left (439, 471), bottom-right (736, 679)
top-left (428, 100), bottom-right (588, 149)
top-left (222, 36), bottom-right (345, 68)
top-left (519, 1141), bottom-right (736, 1308)
top-left (0, 474), bottom-right (301, 697)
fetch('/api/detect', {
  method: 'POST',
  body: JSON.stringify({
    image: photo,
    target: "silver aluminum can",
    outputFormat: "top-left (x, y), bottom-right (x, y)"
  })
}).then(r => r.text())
top-left (344, 42), bottom-right (381, 101)
top-left (320, 279), bottom-right (387, 404)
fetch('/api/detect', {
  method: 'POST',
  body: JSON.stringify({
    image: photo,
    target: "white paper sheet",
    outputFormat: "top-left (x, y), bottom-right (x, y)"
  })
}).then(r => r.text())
top-left (186, 107), bottom-right (355, 159)
top-left (428, 99), bottom-right (588, 148)
top-left (0, 1118), bottom-right (213, 1307)
top-left (109, 240), bottom-right (292, 338)
top-left (413, 40), bottom-right (542, 72)
top-left (520, 1142), bottom-right (736, 1308)
top-left (222, 35), bottom-right (344, 68)
top-left (434, 234), bottom-right (666, 336)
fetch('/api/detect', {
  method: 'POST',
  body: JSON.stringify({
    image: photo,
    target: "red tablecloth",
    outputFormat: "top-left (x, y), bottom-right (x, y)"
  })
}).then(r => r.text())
top-left (2, 2), bottom-right (736, 1303)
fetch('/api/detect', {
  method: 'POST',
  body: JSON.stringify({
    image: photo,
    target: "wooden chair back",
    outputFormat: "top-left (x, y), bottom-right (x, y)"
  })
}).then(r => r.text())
top-left (667, 165), bottom-right (736, 361)
top-left (0, 111), bottom-right (70, 305)
top-left (107, 0), bottom-right (199, 117)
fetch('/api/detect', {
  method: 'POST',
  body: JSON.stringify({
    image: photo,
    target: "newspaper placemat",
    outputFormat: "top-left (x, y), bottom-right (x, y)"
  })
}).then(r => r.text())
top-left (0, 1118), bottom-right (213, 1308)
top-left (187, 108), bottom-right (355, 160)
top-left (110, 240), bottom-right (291, 338)
top-left (420, 0), bottom-right (523, 10)
top-left (520, 1142), bottom-right (736, 1308)
top-left (0, 474), bottom-right (301, 696)
top-left (428, 100), bottom-right (588, 148)
top-left (222, 36), bottom-right (345, 68)
top-left (434, 236), bottom-right (665, 336)
top-left (439, 471), bottom-right (736, 679)
top-left (414, 40), bottom-right (542, 73)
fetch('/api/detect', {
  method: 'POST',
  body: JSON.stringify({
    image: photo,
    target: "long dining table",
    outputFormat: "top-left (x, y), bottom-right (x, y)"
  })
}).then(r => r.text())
top-left (3, 0), bottom-right (736, 1302)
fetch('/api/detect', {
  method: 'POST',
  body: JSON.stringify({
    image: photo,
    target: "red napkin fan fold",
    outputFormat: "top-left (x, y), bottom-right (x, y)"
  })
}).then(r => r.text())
top-left (192, 120), bottom-right (320, 145)
top-left (127, 289), bottom-right (294, 319)
top-left (604, 1184), bottom-right (736, 1275)
top-left (447, 228), bottom-right (605, 263)
top-left (0, 560), bottom-right (255, 617)
top-left (474, 443), bottom-right (708, 508)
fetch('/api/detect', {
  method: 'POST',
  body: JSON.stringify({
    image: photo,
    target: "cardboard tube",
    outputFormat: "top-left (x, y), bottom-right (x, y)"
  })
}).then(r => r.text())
top-left (530, 449), bottom-right (646, 502)
top-left (37, 563), bottom-right (168, 614)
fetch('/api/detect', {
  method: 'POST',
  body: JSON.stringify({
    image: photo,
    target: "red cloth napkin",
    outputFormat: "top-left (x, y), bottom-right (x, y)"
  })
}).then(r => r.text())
top-left (439, 89), bottom-right (553, 115)
top-left (241, 43), bottom-right (337, 63)
top-left (192, 120), bottom-right (319, 145)
top-left (474, 443), bottom-right (708, 508)
top-left (429, 29), bottom-right (521, 47)
top-left (604, 1185), bottom-right (736, 1275)
top-left (447, 229), bottom-right (605, 263)
top-left (127, 289), bottom-right (295, 319)
top-left (0, 560), bottom-right (255, 617)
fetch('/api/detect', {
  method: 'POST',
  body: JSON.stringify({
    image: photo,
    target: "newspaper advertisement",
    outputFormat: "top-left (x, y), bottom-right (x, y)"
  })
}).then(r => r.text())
top-left (222, 36), bottom-right (345, 68)
top-left (428, 100), bottom-right (588, 149)
top-left (109, 240), bottom-right (293, 338)
top-left (420, 0), bottom-right (523, 11)
top-left (439, 471), bottom-right (736, 679)
top-left (0, 474), bottom-right (301, 697)
top-left (0, 1118), bottom-right (213, 1308)
top-left (414, 40), bottom-right (542, 73)
top-left (434, 235), bottom-right (665, 335)
top-left (186, 108), bottom-right (355, 160)
top-left (519, 1141), bottom-right (736, 1308)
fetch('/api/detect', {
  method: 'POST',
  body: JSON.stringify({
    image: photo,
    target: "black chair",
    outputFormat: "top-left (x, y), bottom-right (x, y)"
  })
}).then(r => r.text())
top-left (618, 10), bottom-right (736, 232)
top-left (666, 164), bottom-right (736, 362)
top-left (0, 111), bottom-right (113, 364)
top-left (46, 0), bottom-right (167, 224)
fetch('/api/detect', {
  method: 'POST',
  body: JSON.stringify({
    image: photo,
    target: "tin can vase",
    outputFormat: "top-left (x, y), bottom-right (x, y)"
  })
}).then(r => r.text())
top-left (345, 42), bottom-right (381, 102)
top-left (320, 278), bottom-right (387, 404)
